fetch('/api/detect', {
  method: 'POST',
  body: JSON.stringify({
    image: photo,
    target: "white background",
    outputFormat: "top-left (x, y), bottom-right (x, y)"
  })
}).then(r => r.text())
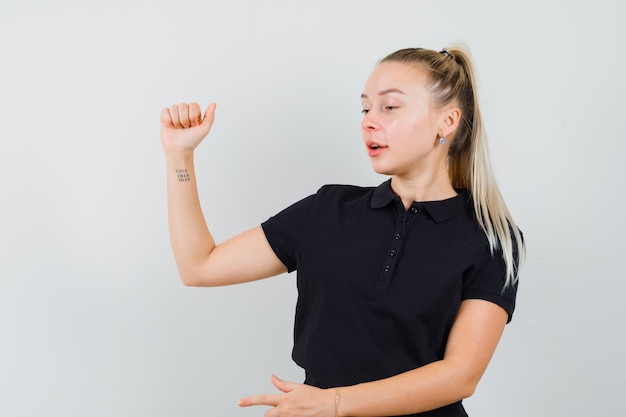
top-left (1, 1), bottom-right (624, 416)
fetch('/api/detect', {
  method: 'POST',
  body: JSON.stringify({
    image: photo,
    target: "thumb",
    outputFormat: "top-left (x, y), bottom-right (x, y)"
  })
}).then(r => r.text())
top-left (271, 374), bottom-right (298, 393)
top-left (200, 102), bottom-right (217, 134)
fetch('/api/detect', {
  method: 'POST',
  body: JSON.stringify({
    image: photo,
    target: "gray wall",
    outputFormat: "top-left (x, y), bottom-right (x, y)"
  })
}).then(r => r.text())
top-left (1, 1), bottom-right (624, 416)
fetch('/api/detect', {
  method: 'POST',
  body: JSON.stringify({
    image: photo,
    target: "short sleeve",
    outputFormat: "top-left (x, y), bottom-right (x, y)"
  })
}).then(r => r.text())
top-left (261, 193), bottom-right (317, 272)
top-left (462, 244), bottom-right (519, 323)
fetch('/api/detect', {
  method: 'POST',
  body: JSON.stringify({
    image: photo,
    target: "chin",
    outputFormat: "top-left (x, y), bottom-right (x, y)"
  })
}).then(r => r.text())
top-left (370, 164), bottom-right (394, 176)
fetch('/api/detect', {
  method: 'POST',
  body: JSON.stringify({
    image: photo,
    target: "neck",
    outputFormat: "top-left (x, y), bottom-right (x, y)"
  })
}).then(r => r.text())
top-left (390, 170), bottom-right (457, 209)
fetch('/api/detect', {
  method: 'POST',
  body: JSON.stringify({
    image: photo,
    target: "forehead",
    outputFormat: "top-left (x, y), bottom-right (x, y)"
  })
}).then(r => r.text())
top-left (362, 61), bottom-right (430, 97)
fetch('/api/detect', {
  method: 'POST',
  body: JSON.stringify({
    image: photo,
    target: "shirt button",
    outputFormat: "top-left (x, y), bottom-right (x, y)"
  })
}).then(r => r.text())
top-left (384, 265), bottom-right (391, 272)
top-left (394, 233), bottom-right (402, 240)
top-left (390, 249), bottom-right (397, 257)
top-left (410, 207), bottom-right (419, 214)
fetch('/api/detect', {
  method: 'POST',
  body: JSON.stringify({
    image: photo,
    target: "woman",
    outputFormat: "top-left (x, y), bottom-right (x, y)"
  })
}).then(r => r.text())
top-left (160, 44), bottom-right (524, 417)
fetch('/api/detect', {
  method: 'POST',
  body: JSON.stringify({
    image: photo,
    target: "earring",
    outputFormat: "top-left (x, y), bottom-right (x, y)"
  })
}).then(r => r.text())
top-left (439, 137), bottom-right (446, 145)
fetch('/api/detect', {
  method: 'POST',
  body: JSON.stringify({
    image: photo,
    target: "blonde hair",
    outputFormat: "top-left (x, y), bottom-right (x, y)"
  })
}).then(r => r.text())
top-left (380, 44), bottom-right (525, 289)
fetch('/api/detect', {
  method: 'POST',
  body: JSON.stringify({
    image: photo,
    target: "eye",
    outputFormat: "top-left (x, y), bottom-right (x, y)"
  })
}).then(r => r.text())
top-left (361, 109), bottom-right (370, 114)
top-left (383, 105), bottom-right (397, 111)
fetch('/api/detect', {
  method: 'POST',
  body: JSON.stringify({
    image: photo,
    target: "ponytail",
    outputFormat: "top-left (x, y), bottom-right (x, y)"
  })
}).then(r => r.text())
top-left (380, 44), bottom-right (525, 288)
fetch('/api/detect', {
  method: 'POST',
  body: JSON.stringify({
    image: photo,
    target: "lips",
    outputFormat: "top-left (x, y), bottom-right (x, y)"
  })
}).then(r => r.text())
top-left (366, 140), bottom-right (387, 157)
top-left (366, 140), bottom-right (386, 149)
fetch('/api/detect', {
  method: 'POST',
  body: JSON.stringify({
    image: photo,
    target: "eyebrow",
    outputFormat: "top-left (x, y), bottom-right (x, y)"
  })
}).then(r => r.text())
top-left (360, 88), bottom-right (407, 99)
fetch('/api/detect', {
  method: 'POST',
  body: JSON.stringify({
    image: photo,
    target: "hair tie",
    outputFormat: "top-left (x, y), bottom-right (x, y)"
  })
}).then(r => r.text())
top-left (439, 48), bottom-right (454, 59)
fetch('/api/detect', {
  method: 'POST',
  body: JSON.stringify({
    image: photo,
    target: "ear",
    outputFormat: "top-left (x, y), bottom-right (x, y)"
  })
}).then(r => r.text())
top-left (439, 107), bottom-right (461, 138)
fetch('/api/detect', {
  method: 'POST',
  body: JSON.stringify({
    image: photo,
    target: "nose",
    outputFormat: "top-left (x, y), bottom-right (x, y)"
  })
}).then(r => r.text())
top-left (361, 112), bottom-right (380, 131)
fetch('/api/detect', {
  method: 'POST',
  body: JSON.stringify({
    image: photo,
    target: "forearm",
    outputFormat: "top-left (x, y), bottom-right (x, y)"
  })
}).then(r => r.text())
top-left (166, 150), bottom-right (215, 285)
top-left (338, 300), bottom-right (507, 416)
top-left (339, 360), bottom-right (478, 417)
top-left (239, 361), bottom-right (478, 417)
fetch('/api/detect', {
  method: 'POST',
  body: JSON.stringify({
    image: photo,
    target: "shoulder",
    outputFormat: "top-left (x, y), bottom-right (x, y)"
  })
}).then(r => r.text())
top-left (315, 184), bottom-right (377, 201)
top-left (263, 183), bottom-right (377, 226)
top-left (317, 183), bottom-right (376, 195)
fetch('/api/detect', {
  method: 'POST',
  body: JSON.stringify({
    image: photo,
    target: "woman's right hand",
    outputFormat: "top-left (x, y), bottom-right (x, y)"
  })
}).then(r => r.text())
top-left (160, 102), bottom-right (216, 153)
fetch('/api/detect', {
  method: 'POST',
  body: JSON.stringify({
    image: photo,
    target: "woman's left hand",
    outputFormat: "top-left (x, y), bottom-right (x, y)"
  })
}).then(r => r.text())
top-left (239, 374), bottom-right (336, 417)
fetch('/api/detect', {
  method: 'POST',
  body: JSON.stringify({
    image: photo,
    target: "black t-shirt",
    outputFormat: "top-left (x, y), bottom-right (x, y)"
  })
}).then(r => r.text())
top-left (261, 180), bottom-right (518, 417)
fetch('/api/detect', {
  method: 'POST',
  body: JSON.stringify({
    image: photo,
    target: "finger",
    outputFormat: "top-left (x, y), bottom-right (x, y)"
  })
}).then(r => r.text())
top-left (238, 393), bottom-right (282, 408)
top-left (178, 103), bottom-right (190, 128)
top-left (168, 105), bottom-right (181, 128)
top-left (188, 102), bottom-right (202, 127)
top-left (271, 374), bottom-right (298, 393)
top-left (160, 107), bottom-right (173, 127)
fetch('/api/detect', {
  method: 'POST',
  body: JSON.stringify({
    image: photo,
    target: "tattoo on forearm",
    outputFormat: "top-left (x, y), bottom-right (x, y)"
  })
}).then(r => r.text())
top-left (176, 169), bottom-right (190, 182)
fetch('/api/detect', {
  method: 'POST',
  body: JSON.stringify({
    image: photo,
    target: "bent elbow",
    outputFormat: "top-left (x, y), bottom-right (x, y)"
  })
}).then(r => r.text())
top-left (458, 373), bottom-right (482, 400)
top-left (179, 273), bottom-right (198, 287)
top-left (460, 383), bottom-right (478, 400)
top-left (177, 263), bottom-right (222, 287)
top-left (180, 275), bottom-right (199, 286)
top-left (177, 265), bottom-right (203, 287)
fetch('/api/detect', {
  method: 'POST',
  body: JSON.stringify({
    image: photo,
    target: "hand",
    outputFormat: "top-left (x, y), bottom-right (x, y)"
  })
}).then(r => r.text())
top-left (160, 102), bottom-right (216, 153)
top-left (239, 375), bottom-right (336, 417)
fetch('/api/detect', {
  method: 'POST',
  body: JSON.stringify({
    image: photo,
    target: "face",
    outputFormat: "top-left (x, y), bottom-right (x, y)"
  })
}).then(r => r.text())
top-left (360, 61), bottom-right (450, 178)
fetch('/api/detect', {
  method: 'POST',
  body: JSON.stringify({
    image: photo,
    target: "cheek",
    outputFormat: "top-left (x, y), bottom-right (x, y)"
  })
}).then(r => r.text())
top-left (408, 117), bottom-right (437, 140)
top-left (397, 120), bottom-right (426, 142)
top-left (386, 115), bottom-right (435, 143)
top-left (389, 119), bottom-right (412, 136)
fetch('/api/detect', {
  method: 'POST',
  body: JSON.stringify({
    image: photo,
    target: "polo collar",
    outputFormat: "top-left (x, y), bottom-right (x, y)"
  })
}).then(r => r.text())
top-left (371, 179), bottom-right (471, 222)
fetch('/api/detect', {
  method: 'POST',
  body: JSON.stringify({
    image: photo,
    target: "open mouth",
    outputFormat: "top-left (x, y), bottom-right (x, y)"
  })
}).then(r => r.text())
top-left (367, 142), bottom-right (387, 156)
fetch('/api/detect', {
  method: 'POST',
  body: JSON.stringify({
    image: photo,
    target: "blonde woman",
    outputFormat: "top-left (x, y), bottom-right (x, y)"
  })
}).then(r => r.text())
top-left (161, 44), bottom-right (524, 417)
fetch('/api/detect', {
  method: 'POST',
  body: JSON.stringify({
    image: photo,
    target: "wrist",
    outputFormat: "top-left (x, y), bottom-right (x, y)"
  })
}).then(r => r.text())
top-left (165, 150), bottom-right (195, 165)
top-left (165, 148), bottom-right (194, 156)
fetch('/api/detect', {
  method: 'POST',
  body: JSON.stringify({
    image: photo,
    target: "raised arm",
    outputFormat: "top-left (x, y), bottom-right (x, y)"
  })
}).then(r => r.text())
top-left (161, 103), bottom-right (287, 286)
